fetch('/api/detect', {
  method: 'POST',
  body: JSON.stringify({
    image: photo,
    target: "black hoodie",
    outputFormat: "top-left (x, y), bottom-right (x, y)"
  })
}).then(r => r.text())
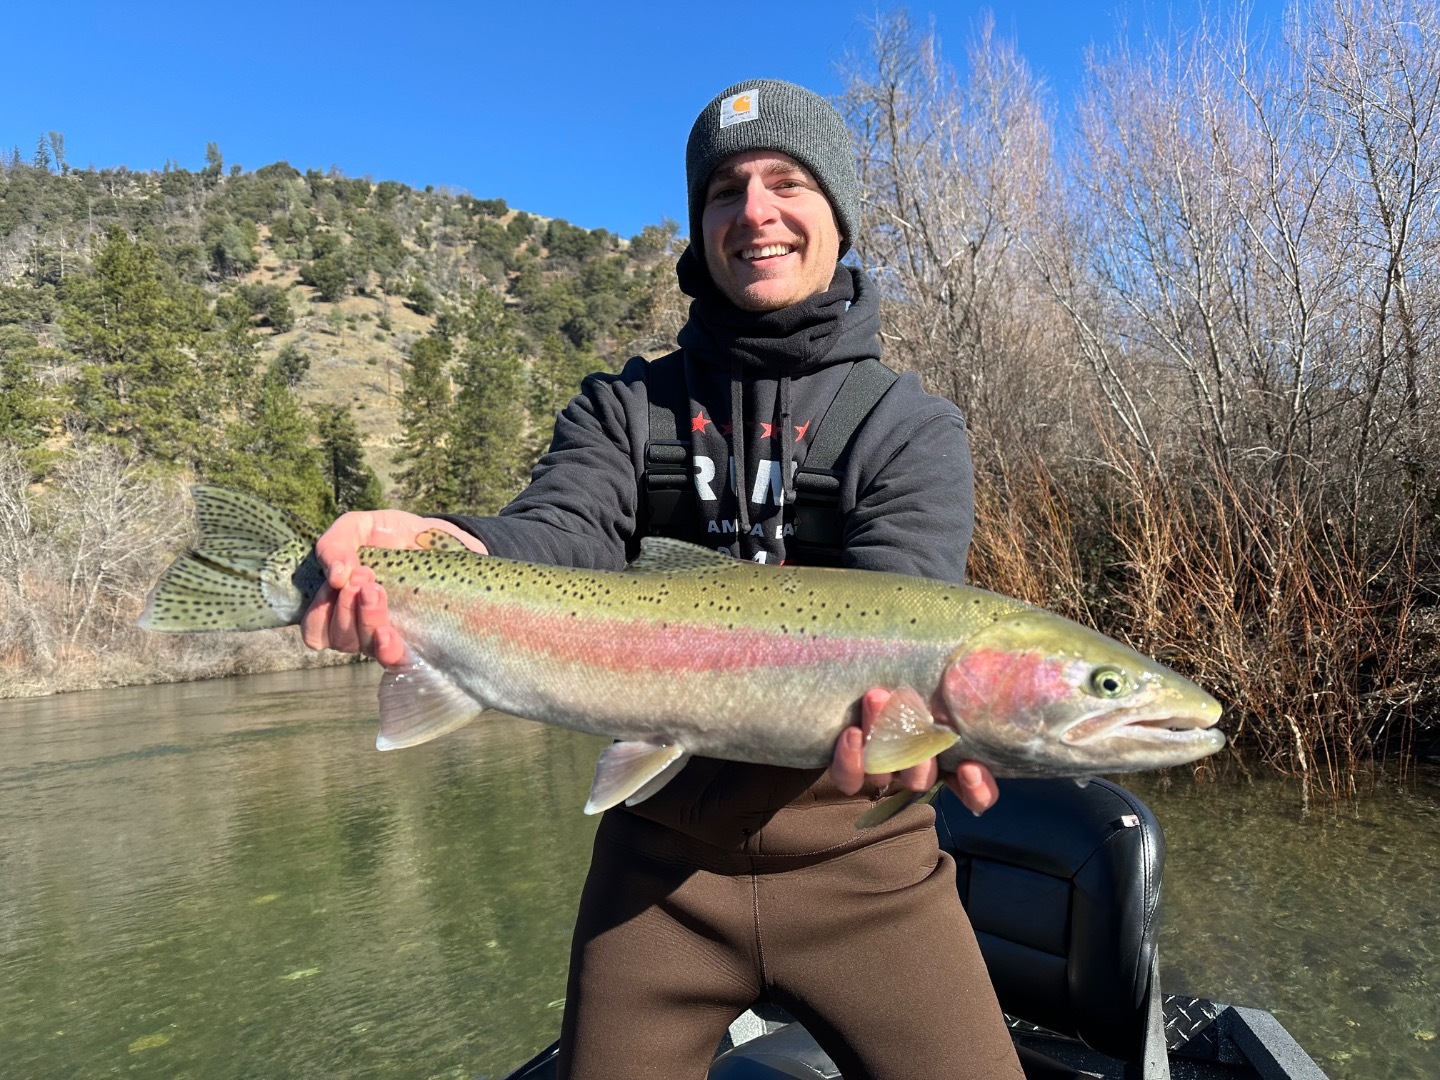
top-left (445, 254), bottom-right (975, 587)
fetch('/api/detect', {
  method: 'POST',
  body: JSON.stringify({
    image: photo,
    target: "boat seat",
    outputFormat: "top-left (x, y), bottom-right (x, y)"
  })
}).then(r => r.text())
top-left (935, 777), bottom-right (1169, 1076)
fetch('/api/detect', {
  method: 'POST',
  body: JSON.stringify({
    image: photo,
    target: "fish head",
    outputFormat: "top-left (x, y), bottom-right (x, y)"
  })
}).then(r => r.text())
top-left (936, 610), bottom-right (1225, 776)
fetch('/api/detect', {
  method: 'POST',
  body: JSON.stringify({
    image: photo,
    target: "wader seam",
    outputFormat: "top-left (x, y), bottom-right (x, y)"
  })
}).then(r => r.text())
top-left (749, 858), bottom-right (770, 991)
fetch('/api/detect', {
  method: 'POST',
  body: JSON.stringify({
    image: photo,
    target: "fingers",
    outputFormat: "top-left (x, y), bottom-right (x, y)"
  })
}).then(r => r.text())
top-left (305, 510), bottom-right (432, 659)
top-left (897, 756), bottom-right (938, 793)
top-left (299, 566), bottom-right (390, 658)
top-left (829, 725), bottom-right (867, 795)
top-left (299, 583), bottom-right (334, 650)
top-left (315, 513), bottom-right (373, 591)
top-left (357, 582), bottom-right (405, 665)
top-left (830, 688), bottom-right (943, 796)
top-left (371, 625), bottom-right (408, 669)
top-left (946, 760), bottom-right (1000, 816)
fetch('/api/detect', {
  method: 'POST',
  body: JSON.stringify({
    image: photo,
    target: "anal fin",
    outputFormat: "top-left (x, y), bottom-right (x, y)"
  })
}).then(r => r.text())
top-left (376, 657), bottom-right (486, 750)
top-left (861, 686), bottom-right (958, 773)
top-left (584, 741), bottom-right (687, 815)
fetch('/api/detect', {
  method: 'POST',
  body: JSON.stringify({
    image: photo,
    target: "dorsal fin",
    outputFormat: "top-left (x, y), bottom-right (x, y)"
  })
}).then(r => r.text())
top-left (626, 537), bottom-right (734, 574)
top-left (191, 484), bottom-right (318, 562)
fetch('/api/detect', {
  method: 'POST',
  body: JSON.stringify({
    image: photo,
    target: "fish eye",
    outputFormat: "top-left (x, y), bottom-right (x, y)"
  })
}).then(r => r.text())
top-left (1089, 667), bottom-right (1129, 698)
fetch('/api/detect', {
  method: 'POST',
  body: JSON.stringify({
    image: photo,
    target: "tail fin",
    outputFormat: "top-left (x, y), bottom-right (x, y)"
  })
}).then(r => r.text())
top-left (139, 486), bottom-right (324, 632)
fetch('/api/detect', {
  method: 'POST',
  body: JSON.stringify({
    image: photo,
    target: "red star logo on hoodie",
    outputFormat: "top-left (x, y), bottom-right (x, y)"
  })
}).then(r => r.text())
top-left (794, 421), bottom-right (811, 442)
top-left (691, 412), bottom-right (712, 433)
top-left (760, 421), bottom-right (777, 438)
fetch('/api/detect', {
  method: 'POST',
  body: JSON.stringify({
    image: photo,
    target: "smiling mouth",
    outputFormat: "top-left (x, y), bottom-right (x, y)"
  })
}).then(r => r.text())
top-left (739, 243), bottom-right (795, 261)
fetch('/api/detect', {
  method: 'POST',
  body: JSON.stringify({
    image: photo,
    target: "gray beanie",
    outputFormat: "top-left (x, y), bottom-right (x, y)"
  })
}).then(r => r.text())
top-left (685, 79), bottom-right (859, 261)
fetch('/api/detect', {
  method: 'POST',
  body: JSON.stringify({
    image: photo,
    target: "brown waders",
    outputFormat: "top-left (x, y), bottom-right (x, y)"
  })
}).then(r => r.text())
top-left (556, 763), bottom-right (1024, 1080)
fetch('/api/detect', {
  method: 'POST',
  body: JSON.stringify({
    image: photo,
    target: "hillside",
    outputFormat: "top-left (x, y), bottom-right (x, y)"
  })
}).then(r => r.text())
top-left (0, 147), bottom-right (688, 695)
top-left (0, 148), bottom-right (688, 501)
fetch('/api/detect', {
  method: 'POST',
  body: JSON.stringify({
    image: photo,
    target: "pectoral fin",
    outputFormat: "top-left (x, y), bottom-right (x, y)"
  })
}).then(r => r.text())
top-left (585, 741), bottom-right (688, 815)
top-left (861, 686), bottom-right (958, 773)
top-left (376, 657), bottom-right (486, 750)
top-left (855, 783), bottom-right (944, 830)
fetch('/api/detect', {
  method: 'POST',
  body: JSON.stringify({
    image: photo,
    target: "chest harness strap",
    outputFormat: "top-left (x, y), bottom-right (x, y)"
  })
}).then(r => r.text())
top-left (641, 352), bottom-right (898, 565)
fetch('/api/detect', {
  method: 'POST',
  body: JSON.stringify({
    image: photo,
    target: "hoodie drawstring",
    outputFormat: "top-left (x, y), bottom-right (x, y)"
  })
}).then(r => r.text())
top-left (778, 375), bottom-right (794, 513)
top-left (728, 369), bottom-right (795, 562)
top-left (730, 362), bottom-right (750, 555)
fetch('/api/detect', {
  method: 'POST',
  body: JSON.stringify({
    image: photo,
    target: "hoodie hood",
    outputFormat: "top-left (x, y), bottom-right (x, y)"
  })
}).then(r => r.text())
top-left (675, 247), bottom-right (882, 375)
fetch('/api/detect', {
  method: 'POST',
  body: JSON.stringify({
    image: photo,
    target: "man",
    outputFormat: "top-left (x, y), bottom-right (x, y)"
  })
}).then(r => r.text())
top-left (303, 80), bottom-right (1023, 1079)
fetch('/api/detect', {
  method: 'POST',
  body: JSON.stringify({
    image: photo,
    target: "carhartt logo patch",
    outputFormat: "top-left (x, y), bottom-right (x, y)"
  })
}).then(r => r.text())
top-left (720, 90), bottom-right (759, 128)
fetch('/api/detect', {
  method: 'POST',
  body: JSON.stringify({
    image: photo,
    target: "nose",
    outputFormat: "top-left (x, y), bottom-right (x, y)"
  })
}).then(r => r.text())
top-left (736, 178), bottom-right (779, 229)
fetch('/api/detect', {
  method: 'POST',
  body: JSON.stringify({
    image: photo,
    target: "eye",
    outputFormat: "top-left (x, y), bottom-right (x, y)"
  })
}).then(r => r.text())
top-left (1089, 667), bottom-right (1129, 698)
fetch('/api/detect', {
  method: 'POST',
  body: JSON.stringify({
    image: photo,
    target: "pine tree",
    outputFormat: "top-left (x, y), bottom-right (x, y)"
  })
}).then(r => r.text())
top-left (394, 334), bottom-right (455, 509)
top-left (447, 289), bottom-right (529, 514)
top-left (63, 228), bottom-right (226, 466)
top-left (266, 290), bottom-right (295, 333)
top-left (202, 141), bottom-right (224, 184)
top-left (207, 368), bottom-right (332, 522)
top-left (32, 135), bottom-right (50, 172)
top-left (528, 332), bottom-right (595, 463)
top-left (315, 403), bottom-right (383, 512)
top-left (270, 342), bottom-right (309, 387)
top-left (46, 131), bottom-right (67, 175)
top-left (0, 331), bottom-right (55, 450)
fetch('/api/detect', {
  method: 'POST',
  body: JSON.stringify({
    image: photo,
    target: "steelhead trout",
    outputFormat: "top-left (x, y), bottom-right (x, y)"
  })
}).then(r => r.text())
top-left (141, 487), bottom-right (1225, 815)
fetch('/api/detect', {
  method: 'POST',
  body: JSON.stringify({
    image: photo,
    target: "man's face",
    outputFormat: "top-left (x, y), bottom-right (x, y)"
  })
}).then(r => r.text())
top-left (701, 150), bottom-right (842, 312)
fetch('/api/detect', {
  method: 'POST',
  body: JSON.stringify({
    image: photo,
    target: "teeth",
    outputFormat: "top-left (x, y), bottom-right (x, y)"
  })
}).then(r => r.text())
top-left (741, 244), bottom-right (793, 260)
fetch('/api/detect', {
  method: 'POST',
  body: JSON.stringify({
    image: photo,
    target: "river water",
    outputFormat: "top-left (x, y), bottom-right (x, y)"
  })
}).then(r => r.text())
top-left (1, 664), bottom-right (1435, 1078)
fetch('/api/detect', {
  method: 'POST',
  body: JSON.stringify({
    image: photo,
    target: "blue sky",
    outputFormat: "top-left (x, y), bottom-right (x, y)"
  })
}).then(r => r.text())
top-left (4, 1), bottom-right (1287, 238)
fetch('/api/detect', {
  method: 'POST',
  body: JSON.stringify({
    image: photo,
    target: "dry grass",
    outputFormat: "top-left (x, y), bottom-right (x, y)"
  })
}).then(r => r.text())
top-left (241, 259), bottom-right (438, 499)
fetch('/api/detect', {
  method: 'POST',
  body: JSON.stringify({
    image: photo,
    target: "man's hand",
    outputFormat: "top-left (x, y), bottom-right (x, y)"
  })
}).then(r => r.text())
top-left (299, 509), bottom-right (487, 666)
top-left (828, 688), bottom-right (999, 816)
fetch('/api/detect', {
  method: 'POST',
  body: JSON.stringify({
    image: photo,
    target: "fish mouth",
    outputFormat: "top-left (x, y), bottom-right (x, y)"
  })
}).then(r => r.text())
top-left (1115, 720), bottom-right (1227, 751)
top-left (1062, 708), bottom-right (1223, 747)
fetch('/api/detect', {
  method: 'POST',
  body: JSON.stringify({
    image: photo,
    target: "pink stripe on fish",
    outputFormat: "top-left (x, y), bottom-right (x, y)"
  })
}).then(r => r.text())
top-left (465, 603), bottom-right (913, 673)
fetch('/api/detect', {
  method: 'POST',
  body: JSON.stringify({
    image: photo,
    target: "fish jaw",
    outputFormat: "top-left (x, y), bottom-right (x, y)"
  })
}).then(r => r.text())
top-left (935, 610), bottom-right (1224, 777)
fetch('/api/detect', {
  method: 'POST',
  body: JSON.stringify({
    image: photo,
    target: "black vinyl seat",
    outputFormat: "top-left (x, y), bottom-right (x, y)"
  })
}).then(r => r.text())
top-left (935, 777), bottom-right (1170, 1077)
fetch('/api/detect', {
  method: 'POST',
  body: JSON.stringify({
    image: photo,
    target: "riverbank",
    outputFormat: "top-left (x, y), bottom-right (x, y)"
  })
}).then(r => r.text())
top-left (0, 627), bottom-right (352, 700)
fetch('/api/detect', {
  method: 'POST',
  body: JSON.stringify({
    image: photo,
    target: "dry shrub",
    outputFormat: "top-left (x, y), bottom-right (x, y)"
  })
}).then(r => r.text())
top-left (970, 438), bottom-right (1431, 798)
top-left (0, 443), bottom-right (346, 698)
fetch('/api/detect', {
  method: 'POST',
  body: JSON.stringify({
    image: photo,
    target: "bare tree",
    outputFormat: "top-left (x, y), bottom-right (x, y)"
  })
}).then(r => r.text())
top-left (840, 11), bottom-right (1075, 467)
top-left (841, 2), bottom-right (1439, 786)
top-left (0, 444), bottom-right (44, 666)
top-left (44, 447), bottom-right (188, 649)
